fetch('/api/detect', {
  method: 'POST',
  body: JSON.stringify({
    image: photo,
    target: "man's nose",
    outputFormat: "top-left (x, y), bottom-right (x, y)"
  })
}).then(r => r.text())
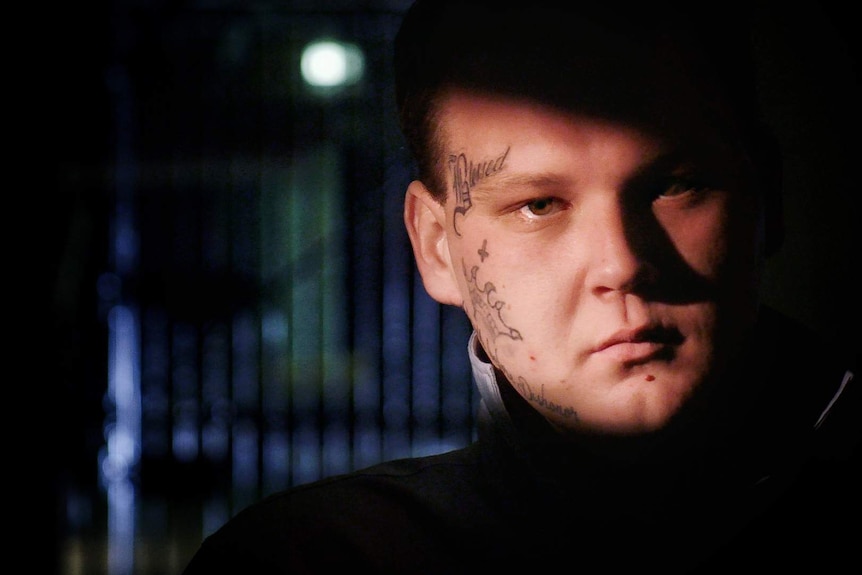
top-left (584, 199), bottom-right (657, 298)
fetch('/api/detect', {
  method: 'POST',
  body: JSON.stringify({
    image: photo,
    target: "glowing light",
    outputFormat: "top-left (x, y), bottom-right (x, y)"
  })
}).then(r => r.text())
top-left (301, 40), bottom-right (364, 88)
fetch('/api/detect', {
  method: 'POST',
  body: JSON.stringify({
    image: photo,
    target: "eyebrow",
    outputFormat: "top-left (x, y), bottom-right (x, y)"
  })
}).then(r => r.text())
top-left (467, 172), bottom-right (574, 202)
top-left (461, 147), bottom-right (709, 204)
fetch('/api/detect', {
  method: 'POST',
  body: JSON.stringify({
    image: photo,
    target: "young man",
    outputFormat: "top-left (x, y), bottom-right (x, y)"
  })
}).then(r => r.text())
top-left (182, 1), bottom-right (858, 572)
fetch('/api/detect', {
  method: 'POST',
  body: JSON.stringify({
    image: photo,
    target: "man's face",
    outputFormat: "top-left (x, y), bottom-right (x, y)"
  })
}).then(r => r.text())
top-left (408, 90), bottom-right (766, 435)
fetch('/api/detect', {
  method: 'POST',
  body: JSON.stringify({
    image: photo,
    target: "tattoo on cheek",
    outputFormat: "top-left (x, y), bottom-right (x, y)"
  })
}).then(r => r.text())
top-left (448, 146), bottom-right (510, 236)
top-left (477, 239), bottom-right (489, 262)
top-left (462, 255), bottom-right (521, 344)
top-left (463, 243), bottom-right (577, 422)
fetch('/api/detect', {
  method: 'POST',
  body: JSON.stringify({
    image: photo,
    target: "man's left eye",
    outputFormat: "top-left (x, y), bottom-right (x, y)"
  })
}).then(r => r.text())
top-left (658, 180), bottom-right (706, 198)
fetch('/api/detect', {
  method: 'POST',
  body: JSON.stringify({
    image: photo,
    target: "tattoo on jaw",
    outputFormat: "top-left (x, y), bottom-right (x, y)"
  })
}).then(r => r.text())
top-left (463, 247), bottom-right (578, 422)
top-left (499, 362), bottom-right (578, 421)
top-left (449, 146), bottom-right (510, 235)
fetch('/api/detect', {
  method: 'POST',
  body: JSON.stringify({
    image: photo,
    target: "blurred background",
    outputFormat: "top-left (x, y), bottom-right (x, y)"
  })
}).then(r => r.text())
top-left (47, 2), bottom-right (857, 574)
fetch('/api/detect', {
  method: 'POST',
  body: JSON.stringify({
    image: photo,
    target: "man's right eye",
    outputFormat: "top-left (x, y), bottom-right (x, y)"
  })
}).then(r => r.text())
top-left (519, 197), bottom-right (562, 218)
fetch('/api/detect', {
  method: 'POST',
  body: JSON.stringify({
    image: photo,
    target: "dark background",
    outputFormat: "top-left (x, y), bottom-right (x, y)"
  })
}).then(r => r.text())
top-left (46, 2), bottom-right (858, 574)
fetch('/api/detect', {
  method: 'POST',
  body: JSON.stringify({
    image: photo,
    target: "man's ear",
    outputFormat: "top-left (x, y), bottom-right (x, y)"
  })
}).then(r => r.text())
top-left (404, 181), bottom-right (463, 306)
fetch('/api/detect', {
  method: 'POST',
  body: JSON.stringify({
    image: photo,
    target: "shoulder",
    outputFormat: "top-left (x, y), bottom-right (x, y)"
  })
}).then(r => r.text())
top-left (754, 305), bottom-right (857, 425)
top-left (182, 444), bottom-right (488, 573)
top-left (244, 443), bottom-right (482, 519)
top-left (259, 444), bottom-right (484, 522)
top-left (736, 306), bottom-right (861, 568)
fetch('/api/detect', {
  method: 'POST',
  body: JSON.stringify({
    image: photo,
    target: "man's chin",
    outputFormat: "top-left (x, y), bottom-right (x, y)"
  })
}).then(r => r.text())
top-left (547, 387), bottom-right (702, 457)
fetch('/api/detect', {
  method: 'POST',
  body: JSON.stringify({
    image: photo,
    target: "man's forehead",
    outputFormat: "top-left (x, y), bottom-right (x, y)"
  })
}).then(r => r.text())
top-left (436, 89), bottom-right (746, 170)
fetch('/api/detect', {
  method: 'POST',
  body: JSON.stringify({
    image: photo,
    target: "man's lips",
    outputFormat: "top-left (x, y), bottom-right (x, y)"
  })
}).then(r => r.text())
top-left (592, 326), bottom-right (683, 363)
top-left (595, 341), bottom-right (666, 363)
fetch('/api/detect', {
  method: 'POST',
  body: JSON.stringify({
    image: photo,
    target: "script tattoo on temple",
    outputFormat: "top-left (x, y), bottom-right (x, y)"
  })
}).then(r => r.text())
top-left (449, 146), bottom-right (510, 235)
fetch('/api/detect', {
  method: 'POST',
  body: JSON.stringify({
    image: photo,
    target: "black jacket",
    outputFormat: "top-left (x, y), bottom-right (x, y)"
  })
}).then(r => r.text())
top-left (181, 306), bottom-right (859, 573)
